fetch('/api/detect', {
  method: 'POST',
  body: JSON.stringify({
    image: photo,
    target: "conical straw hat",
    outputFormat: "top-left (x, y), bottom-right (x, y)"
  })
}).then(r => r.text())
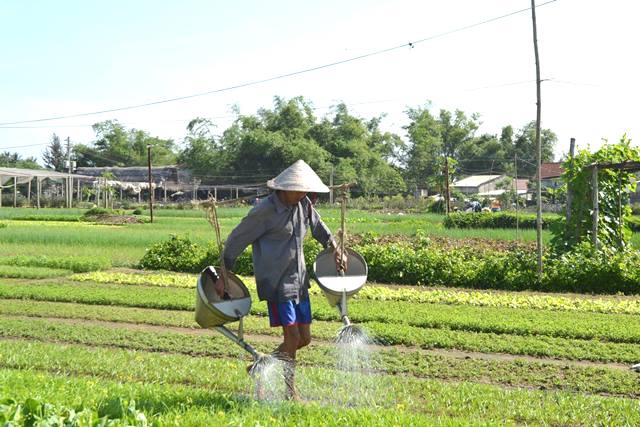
top-left (267, 160), bottom-right (330, 193)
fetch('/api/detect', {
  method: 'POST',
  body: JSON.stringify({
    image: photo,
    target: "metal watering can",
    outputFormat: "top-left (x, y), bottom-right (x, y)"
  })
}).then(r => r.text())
top-left (195, 265), bottom-right (261, 360)
top-left (313, 183), bottom-right (367, 326)
top-left (313, 248), bottom-right (367, 325)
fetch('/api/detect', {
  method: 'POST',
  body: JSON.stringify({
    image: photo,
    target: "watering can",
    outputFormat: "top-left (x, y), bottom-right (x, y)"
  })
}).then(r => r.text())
top-left (313, 248), bottom-right (367, 325)
top-left (195, 266), bottom-right (260, 360)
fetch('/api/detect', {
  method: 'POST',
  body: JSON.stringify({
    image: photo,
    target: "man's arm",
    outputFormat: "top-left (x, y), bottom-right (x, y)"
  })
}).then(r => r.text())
top-left (307, 199), bottom-right (347, 271)
top-left (222, 207), bottom-right (268, 271)
top-left (307, 200), bottom-right (332, 249)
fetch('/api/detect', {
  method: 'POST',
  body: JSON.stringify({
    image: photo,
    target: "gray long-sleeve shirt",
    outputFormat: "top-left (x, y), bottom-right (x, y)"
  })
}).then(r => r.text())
top-left (222, 193), bottom-right (333, 303)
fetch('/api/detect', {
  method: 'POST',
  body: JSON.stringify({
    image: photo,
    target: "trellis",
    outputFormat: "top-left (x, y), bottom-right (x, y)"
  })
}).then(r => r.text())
top-left (0, 167), bottom-right (93, 208)
top-left (586, 161), bottom-right (640, 249)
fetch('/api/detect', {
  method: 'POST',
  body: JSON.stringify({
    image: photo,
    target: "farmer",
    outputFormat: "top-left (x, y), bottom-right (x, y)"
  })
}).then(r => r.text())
top-left (214, 159), bottom-right (344, 400)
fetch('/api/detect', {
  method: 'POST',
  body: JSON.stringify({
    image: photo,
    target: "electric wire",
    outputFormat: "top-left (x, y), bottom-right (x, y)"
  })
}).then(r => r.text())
top-left (0, 0), bottom-right (558, 127)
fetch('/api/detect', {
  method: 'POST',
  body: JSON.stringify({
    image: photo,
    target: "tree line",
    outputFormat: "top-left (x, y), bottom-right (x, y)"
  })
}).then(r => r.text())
top-left (9, 96), bottom-right (557, 195)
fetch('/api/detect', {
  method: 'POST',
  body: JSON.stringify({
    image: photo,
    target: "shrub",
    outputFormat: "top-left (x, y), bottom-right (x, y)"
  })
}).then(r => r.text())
top-left (0, 222), bottom-right (6, 229)
top-left (83, 207), bottom-right (112, 217)
top-left (140, 234), bottom-right (327, 277)
top-left (132, 208), bottom-right (143, 215)
top-left (544, 242), bottom-right (640, 294)
top-left (444, 212), bottom-right (559, 230)
top-left (139, 235), bottom-right (205, 273)
top-left (202, 241), bottom-right (252, 275)
top-left (139, 234), bottom-right (640, 295)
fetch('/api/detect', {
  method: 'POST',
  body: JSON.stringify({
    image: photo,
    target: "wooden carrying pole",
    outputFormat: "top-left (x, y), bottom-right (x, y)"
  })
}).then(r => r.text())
top-left (330, 182), bottom-right (356, 273)
top-left (204, 198), bottom-right (229, 292)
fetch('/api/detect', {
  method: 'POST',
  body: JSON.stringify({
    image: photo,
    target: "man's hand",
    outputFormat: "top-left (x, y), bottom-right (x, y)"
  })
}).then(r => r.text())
top-left (214, 277), bottom-right (225, 298)
top-left (334, 249), bottom-right (348, 273)
top-left (329, 239), bottom-right (348, 273)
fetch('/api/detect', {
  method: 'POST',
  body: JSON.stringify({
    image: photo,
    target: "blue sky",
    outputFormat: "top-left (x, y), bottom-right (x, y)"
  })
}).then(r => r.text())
top-left (1, 0), bottom-right (639, 164)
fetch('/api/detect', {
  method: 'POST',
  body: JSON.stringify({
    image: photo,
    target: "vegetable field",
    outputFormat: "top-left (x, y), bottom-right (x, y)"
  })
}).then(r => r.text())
top-left (1, 207), bottom-right (639, 426)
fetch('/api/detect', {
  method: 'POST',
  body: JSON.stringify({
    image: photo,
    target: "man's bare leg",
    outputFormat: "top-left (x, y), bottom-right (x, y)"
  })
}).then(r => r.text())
top-left (273, 323), bottom-right (312, 400)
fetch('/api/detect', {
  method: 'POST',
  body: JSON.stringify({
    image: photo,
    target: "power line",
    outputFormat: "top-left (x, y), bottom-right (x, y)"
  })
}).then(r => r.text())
top-left (0, 97), bottom-right (411, 131)
top-left (0, 0), bottom-right (558, 127)
top-left (0, 142), bottom-right (52, 150)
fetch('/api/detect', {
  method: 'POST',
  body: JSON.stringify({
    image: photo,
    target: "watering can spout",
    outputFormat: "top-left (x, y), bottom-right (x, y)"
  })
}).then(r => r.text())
top-left (215, 324), bottom-right (261, 361)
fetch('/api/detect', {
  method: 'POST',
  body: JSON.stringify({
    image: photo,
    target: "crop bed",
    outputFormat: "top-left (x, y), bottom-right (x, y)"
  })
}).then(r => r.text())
top-left (1, 268), bottom-right (640, 425)
top-left (2, 208), bottom-right (640, 425)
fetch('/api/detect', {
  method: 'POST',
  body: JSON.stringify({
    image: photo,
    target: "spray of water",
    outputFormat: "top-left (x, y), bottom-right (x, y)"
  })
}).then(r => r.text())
top-left (331, 323), bottom-right (379, 407)
top-left (335, 323), bottom-right (368, 345)
top-left (247, 353), bottom-right (290, 401)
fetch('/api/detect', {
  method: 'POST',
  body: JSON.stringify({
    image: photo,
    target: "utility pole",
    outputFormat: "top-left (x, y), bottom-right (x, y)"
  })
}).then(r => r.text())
top-left (66, 137), bottom-right (72, 208)
top-left (531, 0), bottom-right (544, 276)
top-left (147, 145), bottom-right (154, 223)
top-left (444, 156), bottom-right (451, 215)
top-left (329, 165), bottom-right (334, 204)
top-left (514, 154), bottom-right (519, 240)
top-left (566, 138), bottom-right (576, 226)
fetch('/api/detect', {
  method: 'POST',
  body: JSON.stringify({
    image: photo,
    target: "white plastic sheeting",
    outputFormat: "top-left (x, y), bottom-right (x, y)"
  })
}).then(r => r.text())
top-left (92, 180), bottom-right (159, 194)
top-left (0, 167), bottom-right (89, 189)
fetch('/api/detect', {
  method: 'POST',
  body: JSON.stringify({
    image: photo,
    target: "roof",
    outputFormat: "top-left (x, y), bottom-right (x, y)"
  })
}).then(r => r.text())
top-left (452, 175), bottom-right (503, 188)
top-left (515, 179), bottom-right (529, 191)
top-left (478, 189), bottom-right (528, 197)
top-left (76, 165), bottom-right (190, 184)
top-left (540, 162), bottom-right (564, 179)
top-left (0, 167), bottom-right (93, 180)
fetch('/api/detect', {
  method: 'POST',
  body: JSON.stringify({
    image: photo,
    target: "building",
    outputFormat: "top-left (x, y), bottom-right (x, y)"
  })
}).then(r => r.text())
top-left (539, 162), bottom-right (564, 189)
top-left (452, 175), bottom-right (505, 195)
top-left (76, 165), bottom-right (192, 191)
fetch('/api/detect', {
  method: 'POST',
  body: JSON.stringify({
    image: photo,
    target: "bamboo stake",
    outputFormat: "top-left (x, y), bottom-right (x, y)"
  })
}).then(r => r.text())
top-left (331, 182), bottom-right (355, 272)
top-left (203, 197), bottom-right (229, 293)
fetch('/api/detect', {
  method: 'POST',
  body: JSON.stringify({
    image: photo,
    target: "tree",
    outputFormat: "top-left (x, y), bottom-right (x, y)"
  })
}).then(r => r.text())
top-left (309, 102), bottom-right (405, 195)
top-left (0, 151), bottom-right (41, 169)
top-left (403, 105), bottom-right (480, 193)
top-left (192, 97), bottom-right (406, 195)
top-left (457, 133), bottom-right (508, 176)
top-left (508, 121), bottom-right (556, 177)
top-left (42, 133), bottom-right (65, 171)
top-left (75, 120), bottom-right (177, 167)
top-left (178, 118), bottom-right (227, 183)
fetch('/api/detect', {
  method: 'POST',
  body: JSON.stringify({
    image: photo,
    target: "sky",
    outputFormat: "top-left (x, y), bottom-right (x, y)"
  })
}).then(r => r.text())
top-left (1, 0), bottom-right (639, 167)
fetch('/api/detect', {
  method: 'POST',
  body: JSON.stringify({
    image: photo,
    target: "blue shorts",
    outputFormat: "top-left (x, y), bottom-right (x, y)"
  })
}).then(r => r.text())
top-left (267, 299), bottom-right (312, 327)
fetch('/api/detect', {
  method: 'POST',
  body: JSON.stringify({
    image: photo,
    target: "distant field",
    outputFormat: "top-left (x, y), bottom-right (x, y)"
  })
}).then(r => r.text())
top-left (0, 207), bottom-right (547, 267)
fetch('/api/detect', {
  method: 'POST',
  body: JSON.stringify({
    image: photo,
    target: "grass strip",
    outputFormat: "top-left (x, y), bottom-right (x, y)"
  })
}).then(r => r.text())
top-left (0, 368), bottom-right (442, 427)
top-left (2, 351), bottom-right (640, 426)
top-left (5, 278), bottom-right (640, 349)
top-left (65, 272), bottom-right (640, 344)
top-left (5, 214), bottom-right (82, 221)
top-left (72, 270), bottom-right (640, 315)
top-left (4, 297), bottom-right (640, 368)
top-left (0, 265), bottom-right (71, 279)
top-left (1, 315), bottom-right (639, 392)
top-left (0, 255), bottom-right (110, 272)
